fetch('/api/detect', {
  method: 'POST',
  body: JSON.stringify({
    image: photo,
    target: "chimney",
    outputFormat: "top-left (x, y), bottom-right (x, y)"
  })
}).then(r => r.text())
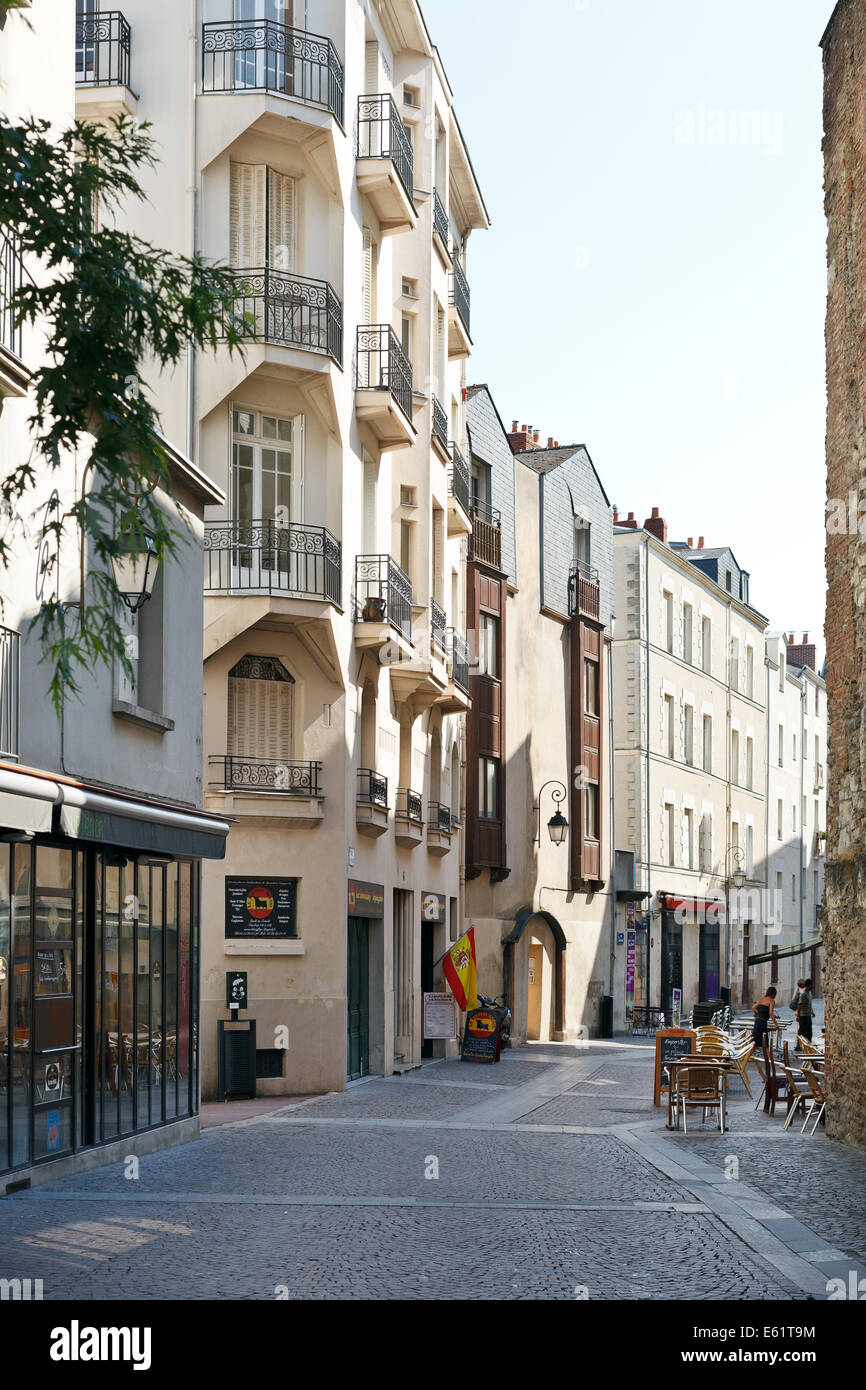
top-left (613, 508), bottom-right (619, 524)
top-left (508, 421), bottom-right (532, 453)
top-left (512, 420), bottom-right (518, 432)
top-left (619, 510), bottom-right (639, 530)
top-left (803, 632), bottom-right (809, 643)
top-left (554, 440), bottom-right (559, 447)
top-left (687, 537), bottom-right (694, 548)
top-left (788, 633), bottom-right (794, 644)
top-left (547, 436), bottom-right (554, 448)
top-left (698, 536), bottom-right (705, 549)
top-left (643, 505), bottom-right (668, 544)
top-left (787, 634), bottom-right (817, 672)
top-left (533, 431), bottom-right (540, 447)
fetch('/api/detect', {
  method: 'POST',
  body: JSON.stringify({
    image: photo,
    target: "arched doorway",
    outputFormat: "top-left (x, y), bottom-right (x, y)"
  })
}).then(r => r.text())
top-left (502, 909), bottom-right (567, 1043)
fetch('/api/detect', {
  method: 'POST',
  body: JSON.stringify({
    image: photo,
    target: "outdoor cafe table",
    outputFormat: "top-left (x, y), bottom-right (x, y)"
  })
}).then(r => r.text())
top-left (664, 1055), bottom-right (738, 1132)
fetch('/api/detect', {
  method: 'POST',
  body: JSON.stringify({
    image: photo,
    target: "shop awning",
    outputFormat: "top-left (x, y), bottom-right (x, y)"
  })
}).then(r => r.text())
top-left (747, 936), bottom-right (822, 966)
top-left (0, 766), bottom-right (60, 836)
top-left (57, 783), bottom-right (229, 859)
top-left (616, 889), bottom-right (650, 902)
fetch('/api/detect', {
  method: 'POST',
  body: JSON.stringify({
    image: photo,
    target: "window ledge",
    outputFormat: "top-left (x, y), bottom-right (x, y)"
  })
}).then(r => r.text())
top-left (112, 700), bottom-right (175, 733)
top-left (223, 940), bottom-right (304, 956)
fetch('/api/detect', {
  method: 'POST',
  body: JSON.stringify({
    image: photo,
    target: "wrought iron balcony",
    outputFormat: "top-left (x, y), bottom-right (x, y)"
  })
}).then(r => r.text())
top-left (447, 443), bottom-right (471, 517)
top-left (0, 232), bottom-right (23, 361)
top-left (222, 268), bottom-right (342, 367)
top-left (356, 94), bottom-right (414, 203)
top-left (209, 755), bottom-right (322, 796)
top-left (469, 499), bottom-right (502, 570)
top-left (396, 787), bottom-right (423, 825)
top-left (431, 598), bottom-right (447, 657)
top-left (203, 519), bottom-right (341, 605)
top-left (432, 188), bottom-right (450, 250)
top-left (428, 801), bottom-right (452, 835)
top-left (448, 628), bottom-right (470, 695)
top-left (355, 554), bottom-right (413, 641)
top-left (0, 624), bottom-right (20, 763)
top-left (75, 10), bottom-right (132, 90)
top-left (450, 258), bottom-right (470, 336)
top-left (568, 560), bottom-right (601, 622)
top-left (355, 324), bottom-right (413, 422)
top-left (432, 395), bottom-right (448, 454)
top-left (357, 767), bottom-right (388, 810)
top-left (202, 18), bottom-right (344, 123)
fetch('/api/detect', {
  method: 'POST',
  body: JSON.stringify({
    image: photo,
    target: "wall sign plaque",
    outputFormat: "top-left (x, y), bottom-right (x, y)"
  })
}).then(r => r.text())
top-left (225, 877), bottom-right (297, 939)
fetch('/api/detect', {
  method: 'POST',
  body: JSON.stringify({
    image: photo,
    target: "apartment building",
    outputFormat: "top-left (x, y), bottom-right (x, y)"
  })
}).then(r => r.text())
top-left (71, 1), bottom-right (488, 1093)
top-left (463, 392), bottom-right (616, 1040)
top-left (613, 512), bottom-right (768, 1016)
top-left (763, 631), bottom-right (826, 1001)
top-left (0, 2), bottom-right (230, 1190)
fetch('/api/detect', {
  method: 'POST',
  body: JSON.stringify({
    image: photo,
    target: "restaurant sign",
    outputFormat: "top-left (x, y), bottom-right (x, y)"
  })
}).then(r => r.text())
top-left (225, 877), bottom-right (297, 939)
top-left (347, 879), bottom-right (385, 919)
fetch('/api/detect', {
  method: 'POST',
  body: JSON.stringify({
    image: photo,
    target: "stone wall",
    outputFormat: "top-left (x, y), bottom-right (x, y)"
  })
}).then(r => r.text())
top-left (822, 0), bottom-right (866, 1147)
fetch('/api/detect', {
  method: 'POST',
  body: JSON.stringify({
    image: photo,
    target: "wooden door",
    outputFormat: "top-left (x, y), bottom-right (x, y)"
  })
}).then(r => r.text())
top-left (527, 946), bottom-right (542, 1041)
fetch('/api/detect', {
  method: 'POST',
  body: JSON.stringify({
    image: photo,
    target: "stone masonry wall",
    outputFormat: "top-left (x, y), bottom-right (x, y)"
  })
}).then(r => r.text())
top-left (823, 0), bottom-right (866, 1147)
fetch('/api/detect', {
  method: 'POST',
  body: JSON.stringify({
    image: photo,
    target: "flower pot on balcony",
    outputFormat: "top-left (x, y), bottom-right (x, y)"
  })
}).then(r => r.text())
top-left (362, 596), bottom-right (387, 622)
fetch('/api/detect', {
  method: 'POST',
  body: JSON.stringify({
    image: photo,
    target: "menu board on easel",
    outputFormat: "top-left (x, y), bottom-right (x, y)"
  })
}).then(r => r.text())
top-left (653, 1029), bottom-right (697, 1106)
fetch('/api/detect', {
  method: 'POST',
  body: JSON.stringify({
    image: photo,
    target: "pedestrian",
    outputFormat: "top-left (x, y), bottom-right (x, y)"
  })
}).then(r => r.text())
top-left (796, 978), bottom-right (814, 1042)
top-left (791, 977), bottom-right (804, 1015)
top-left (752, 986), bottom-right (778, 1046)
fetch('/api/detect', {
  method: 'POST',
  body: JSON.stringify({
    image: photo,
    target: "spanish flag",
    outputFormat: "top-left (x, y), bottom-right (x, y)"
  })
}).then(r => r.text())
top-left (444, 928), bottom-right (478, 1012)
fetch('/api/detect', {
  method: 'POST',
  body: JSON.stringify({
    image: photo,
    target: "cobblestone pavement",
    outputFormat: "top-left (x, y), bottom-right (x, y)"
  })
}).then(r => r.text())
top-left (0, 1038), bottom-right (863, 1300)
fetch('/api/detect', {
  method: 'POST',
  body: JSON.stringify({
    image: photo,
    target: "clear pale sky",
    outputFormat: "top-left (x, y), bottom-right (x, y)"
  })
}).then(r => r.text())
top-left (426, 0), bottom-right (835, 664)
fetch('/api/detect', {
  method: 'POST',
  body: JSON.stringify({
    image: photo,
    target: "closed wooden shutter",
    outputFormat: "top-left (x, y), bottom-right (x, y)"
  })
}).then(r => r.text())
top-left (227, 660), bottom-right (294, 761)
top-left (230, 162), bottom-right (266, 269)
top-left (291, 413), bottom-right (304, 522)
top-left (365, 41), bottom-right (379, 94)
top-left (432, 508), bottom-right (444, 604)
top-left (268, 168), bottom-right (297, 272)
top-left (363, 454), bottom-right (377, 553)
top-left (362, 227), bottom-right (375, 324)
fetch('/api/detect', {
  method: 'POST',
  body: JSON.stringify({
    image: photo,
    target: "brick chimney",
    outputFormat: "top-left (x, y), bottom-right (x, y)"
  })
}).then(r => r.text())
top-left (787, 633), bottom-right (817, 671)
top-left (687, 537), bottom-right (694, 548)
top-left (508, 421), bottom-right (532, 452)
top-left (698, 536), bottom-right (705, 549)
top-left (618, 510), bottom-right (639, 530)
top-left (643, 506), bottom-right (668, 544)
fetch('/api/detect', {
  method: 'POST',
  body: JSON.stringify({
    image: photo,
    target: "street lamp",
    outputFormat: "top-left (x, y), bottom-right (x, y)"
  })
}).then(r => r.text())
top-left (533, 779), bottom-right (569, 847)
top-left (111, 515), bottom-right (160, 613)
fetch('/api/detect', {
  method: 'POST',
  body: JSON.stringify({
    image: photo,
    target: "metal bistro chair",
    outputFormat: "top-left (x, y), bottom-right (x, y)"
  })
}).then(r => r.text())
top-left (673, 1064), bottom-right (726, 1133)
top-left (780, 1045), bottom-right (812, 1131)
top-left (801, 1067), bottom-right (827, 1135)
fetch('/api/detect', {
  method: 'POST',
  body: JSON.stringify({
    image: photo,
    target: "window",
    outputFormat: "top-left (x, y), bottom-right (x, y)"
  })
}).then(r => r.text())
top-left (684, 704), bottom-right (694, 765)
top-left (777, 799), bottom-right (783, 840)
top-left (702, 714), bottom-right (712, 773)
top-left (227, 654), bottom-right (294, 769)
top-left (584, 785), bottom-right (599, 839)
top-left (666, 804), bottom-right (675, 867)
top-left (399, 485), bottom-right (416, 507)
top-left (664, 695), bottom-right (675, 759)
top-left (725, 571), bottom-right (732, 592)
top-left (778, 724), bottom-right (784, 767)
top-left (700, 813), bottom-right (712, 871)
top-left (792, 803), bottom-right (797, 834)
top-left (814, 869), bottom-right (819, 902)
top-left (702, 617), bottom-right (711, 673)
top-left (402, 85), bottom-right (420, 107)
top-left (793, 733), bottom-right (797, 762)
top-left (478, 757), bottom-right (498, 819)
top-left (477, 613), bottom-right (499, 677)
top-left (792, 873), bottom-right (796, 902)
top-left (779, 654), bottom-right (785, 692)
top-left (745, 736), bottom-right (754, 790)
top-left (684, 807), bottom-right (694, 869)
top-left (746, 824), bottom-right (754, 877)
top-left (814, 797), bottom-right (819, 833)
top-left (584, 658), bottom-right (599, 716)
top-left (664, 592), bottom-right (674, 653)
top-left (731, 729), bottom-right (739, 784)
top-left (400, 519), bottom-right (413, 582)
top-left (815, 686), bottom-right (819, 716)
top-left (232, 409), bottom-right (302, 536)
top-left (230, 162), bottom-right (297, 274)
top-left (682, 604), bottom-right (693, 664)
top-left (729, 637), bottom-right (740, 692)
top-left (400, 313), bottom-right (414, 368)
top-left (401, 276), bottom-right (418, 298)
top-left (746, 645), bottom-right (754, 699)
top-left (574, 521), bottom-right (591, 571)
top-left (815, 733), bottom-right (820, 764)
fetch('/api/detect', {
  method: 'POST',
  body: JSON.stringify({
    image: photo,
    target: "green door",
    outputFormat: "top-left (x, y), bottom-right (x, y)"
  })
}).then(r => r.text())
top-left (347, 918), bottom-right (369, 1081)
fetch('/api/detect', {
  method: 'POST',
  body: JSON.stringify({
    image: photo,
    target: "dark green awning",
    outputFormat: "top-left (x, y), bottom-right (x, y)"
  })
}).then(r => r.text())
top-left (747, 936), bottom-right (822, 966)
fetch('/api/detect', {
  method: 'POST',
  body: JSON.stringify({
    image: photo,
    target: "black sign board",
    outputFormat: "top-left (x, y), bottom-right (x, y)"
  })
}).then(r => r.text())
top-left (653, 1029), bottom-right (697, 1105)
top-left (225, 877), bottom-right (297, 939)
top-left (460, 1007), bottom-right (502, 1064)
top-left (226, 971), bottom-right (248, 1011)
top-left (421, 891), bottom-right (446, 924)
top-left (347, 879), bottom-right (385, 919)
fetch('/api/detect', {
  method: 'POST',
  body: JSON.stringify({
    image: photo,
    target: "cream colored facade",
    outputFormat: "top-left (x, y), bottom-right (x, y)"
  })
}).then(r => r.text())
top-left (83, 0), bottom-right (488, 1094)
top-left (764, 633), bottom-right (826, 1002)
top-left (613, 527), bottom-right (769, 1015)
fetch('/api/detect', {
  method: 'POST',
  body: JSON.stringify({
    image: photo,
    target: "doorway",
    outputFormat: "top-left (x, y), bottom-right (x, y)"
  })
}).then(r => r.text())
top-left (699, 921), bottom-right (720, 1001)
top-left (421, 922), bottom-right (434, 1059)
top-left (527, 944), bottom-right (543, 1041)
top-left (346, 919), bottom-right (369, 1082)
top-left (660, 910), bottom-right (682, 1015)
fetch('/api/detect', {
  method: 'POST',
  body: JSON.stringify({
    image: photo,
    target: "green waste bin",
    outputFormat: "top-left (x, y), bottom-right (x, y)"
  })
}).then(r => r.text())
top-left (599, 994), bottom-right (614, 1039)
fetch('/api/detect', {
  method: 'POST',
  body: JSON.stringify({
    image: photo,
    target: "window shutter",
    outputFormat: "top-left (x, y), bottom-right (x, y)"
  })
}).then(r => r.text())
top-left (291, 414), bottom-right (305, 522)
top-left (365, 41), bottom-right (379, 94)
top-left (362, 228), bottom-right (374, 324)
top-left (228, 673), bottom-right (293, 761)
top-left (268, 168), bottom-right (297, 272)
top-left (433, 509), bottom-right (444, 604)
top-left (230, 162), bottom-right (266, 269)
top-left (363, 454), bottom-right (377, 553)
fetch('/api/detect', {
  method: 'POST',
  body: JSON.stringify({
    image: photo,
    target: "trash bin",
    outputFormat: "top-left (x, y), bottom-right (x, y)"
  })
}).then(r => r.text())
top-left (599, 994), bottom-right (614, 1039)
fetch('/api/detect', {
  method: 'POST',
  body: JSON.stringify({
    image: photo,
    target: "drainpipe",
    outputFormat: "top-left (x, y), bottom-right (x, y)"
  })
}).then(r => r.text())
top-left (725, 597), bottom-right (732, 1001)
top-left (800, 675), bottom-right (805, 952)
top-left (764, 647), bottom-right (771, 955)
top-left (607, 616), bottom-right (616, 1010)
top-left (643, 533), bottom-right (652, 1005)
top-left (186, 0), bottom-right (198, 460)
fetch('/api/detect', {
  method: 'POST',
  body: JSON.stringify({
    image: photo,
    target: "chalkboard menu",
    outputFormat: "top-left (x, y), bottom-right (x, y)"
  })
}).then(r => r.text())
top-left (653, 1029), bottom-right (697, 1106)
top-left (225, 877), bottom-right (297, 939)
top-left (461, 1007), bottom-right (502, 1064)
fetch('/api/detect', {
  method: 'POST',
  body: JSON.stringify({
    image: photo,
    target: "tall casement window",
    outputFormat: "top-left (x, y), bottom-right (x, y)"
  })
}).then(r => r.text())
top-left (684, 703), bottom-right (694, 765)
top-left (477, 612), bottom-right (500, 677)
top-left (227, 655), bottom-right (295, 785)
top-left (746, 824), bottom-right (754, 877)
top-left (665, 803), bottom-right (675, 866)
top-left (729, 637), bottom-right (740, 692)
top-left (575, 520), bottom-right (591, 572)
top-left (230, 162), bottom-right (297, 274)
top-left (584, 657), bottom-right (599, 716)
top-left (664, 694), bottom-right (675, 759)
top-left (232, 1), bottom-right (298, 90)
top-left (745, 644), bottom-right (754, 699)
top-left (777, 798), bottom-right (783, 840)
top-left (682, 603), bottom-right (693, 664)
top-left (745, 735), bottom-right (754, 790)
top-left (664, 591), bottom-right (674, 653)
top-left (730, 729), bottom-right (739, 785)
top-left (778, 723), bottom-right (784, 767)
top-left (467, 567), bottom-right (505, 872)
top-left (584, 784), bottom-right (599, 840)
top-left (702, 714), bottom-right (712, 773)
top-left (478, 757), bottom-right (498, 819)
top-left (231, 408), bottom-right (304, 583)
top-left (701, 616), bottom-right (711, 674)
top-left (684, 807), bottom-right (694, 870)
top-left (572, 619), bottom-right (603, 883)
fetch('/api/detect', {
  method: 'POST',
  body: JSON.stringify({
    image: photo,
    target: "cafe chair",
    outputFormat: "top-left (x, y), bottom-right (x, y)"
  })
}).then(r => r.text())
top-left (801, 1068), bottom-right (827, 1135)
top-left (761, 1039), bottom-right (790, 1117)
top-left (779, 1057), bottom-right (811, 1130)
top-left (673, 1066), bottom-right (726, 1134)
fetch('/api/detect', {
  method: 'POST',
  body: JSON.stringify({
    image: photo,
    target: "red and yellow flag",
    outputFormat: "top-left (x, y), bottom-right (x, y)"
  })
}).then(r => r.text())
top-left (444, 928), bottom-right (478, 1012)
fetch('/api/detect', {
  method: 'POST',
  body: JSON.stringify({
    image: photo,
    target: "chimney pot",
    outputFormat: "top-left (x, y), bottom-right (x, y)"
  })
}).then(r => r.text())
top-left (803, 632), bottom-right (809, 643)
top-left (547, 436), bottom-right (554, 448)
top-left (512, 420), bottom-right (518, 432)
top-left (687, 537), bottom-right (694, 548)
top-left (788, 633), bottom-right (794, 644)
top-left (627, 511), bottom-right (635, 521)
top-left (698, 536), bottom-right (705, 548)
top-left (651, 506), bottom-right (660, 519)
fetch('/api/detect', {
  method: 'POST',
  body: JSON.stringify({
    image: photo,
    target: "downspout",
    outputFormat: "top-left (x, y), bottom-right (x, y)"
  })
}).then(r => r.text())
top-left (764, 648), bottom-right (771, 955)
top-left (607, 617), bottom-right (616, 1010)
top-left (725, 596), bottom-right (732, 1001)
top-left (186, 0), bottom-right (198, 460)
top-left (644, 532), bottom-right (652, 1004)
top-left (800, 675), bottom-right (805, 951)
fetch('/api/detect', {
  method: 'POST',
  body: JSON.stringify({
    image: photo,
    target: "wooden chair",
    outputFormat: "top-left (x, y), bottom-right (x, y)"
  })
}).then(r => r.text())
top-left (797, 1036), bottom-right (819, 1055)
top-left (761, 1039), bottom-right (789, 1117)
top-left (780, 1058), bottom-right (811, 1130)
top-left (695, 1026), bottom-right (727, 1057)
top-left (801, 1068), bottom-right (826, 1134)
top-left (673, 1066), bottom-right (726, 1133)
top-left (726, 1033), bottom-right (755, 1098)
top-left (751, 1045), bottom-right (768, 1109)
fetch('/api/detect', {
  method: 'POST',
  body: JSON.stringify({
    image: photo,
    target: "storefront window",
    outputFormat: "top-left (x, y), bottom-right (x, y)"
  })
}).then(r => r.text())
top-left (136, 865), bottom-right (151, 1128)
top-left (12, 844), bottom-right (31, 1167)
top-left (119, 861), bottom-right (135, 1135)
top-left (150, 864), bottom-right (164, 1125)
top-left (0, 847), bottom-right (10, 1169)
top-left (165, 862), bottom-right (178, 1121)
top-left (178, 863), bottom-right (192, 1118)
top-left (102, 863), bottom-right (120, 1141)
top-left (33, 847), bottom-right (74, 1161)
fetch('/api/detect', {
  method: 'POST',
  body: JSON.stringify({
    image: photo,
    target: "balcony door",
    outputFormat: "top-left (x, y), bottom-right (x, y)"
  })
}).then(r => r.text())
top-left (233, 1), bottom-right (297, 93)
top-left (230, 164), bottom-right (301, 341)
top-left (75, 0), bottom-right (97, 82)
top-left (231, 408), bottom-right (304, 591)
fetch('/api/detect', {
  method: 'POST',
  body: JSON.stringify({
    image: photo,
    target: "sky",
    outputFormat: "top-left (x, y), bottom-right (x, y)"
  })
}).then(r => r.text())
top-left (425, 0), bottom-right (835, 664)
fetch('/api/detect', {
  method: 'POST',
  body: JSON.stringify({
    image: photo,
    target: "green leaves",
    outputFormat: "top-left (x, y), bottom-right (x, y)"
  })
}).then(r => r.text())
top-left (0, 114), bottom-right (243, 712)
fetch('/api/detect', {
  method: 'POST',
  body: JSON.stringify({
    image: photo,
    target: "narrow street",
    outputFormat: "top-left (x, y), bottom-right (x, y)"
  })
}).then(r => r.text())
top-left (2, 1037), bottom-right (864, 1301)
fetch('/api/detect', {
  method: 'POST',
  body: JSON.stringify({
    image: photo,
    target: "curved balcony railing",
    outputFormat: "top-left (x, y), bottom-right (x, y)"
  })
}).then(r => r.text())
top-left (450, 258), bottom-right (470, 336)
top-left (356, 94), bottom-right (414, 203)
top-left (432, 188), bottom-right (449, 249)
top-left (568, 559), bottom-right (601, 622)
top-left (447, 443), bottom-right (471, 517)
top-left (357, 767), bottom-right (388, 809)
top-left (354, 554), bottom-right (413, 641)
top-left (0, 233), bottom-right (23, 361)
top-left (0, 624), bottom-right (20, 762)
top-left (203, 519), bottom-right (341, 605)
top-left (428, 802), bottom-right (452, 835)
top-left (75, 10), bottom-right (131, 90)
top-left (396, 787), bottom-right (423, 825)
top-left (209, 755), bottom-right (322, 796)
top-left (202, 19), bottom-right (344, 123)
top-left (223, 268), bottom-right (342, 367)
top-left (431, 598), bottom-right (446, 656)
top-left (448, 628), bottom-right (470, 695)
top-left (431, 395), bottom-right (448, 453)
top-left (354, 324), bottom-right (413, 421)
